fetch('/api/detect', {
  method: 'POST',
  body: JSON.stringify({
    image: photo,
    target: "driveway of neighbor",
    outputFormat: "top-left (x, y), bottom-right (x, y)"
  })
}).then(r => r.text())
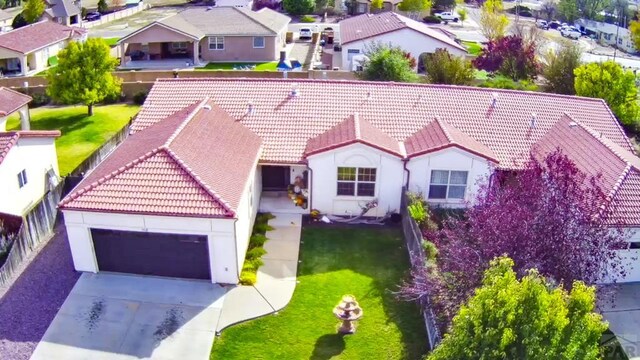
top-left (601, 283), bottom-right (640, 359)
top-left (31, 273), bottom-right (226, 360)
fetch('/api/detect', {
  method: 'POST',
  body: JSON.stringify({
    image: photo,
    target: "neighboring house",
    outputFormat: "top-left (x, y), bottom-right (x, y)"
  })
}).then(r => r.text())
top-left (59, 78), bottom-right (640, 284)
top-left (42, 0), bottom-right (83, 26)
top-left (0, 88), bottom-right (60, 216)
top-left (337, 12), bottom-right (467, 71)
top-left (0, 9), bottom-right (12, 29)
top-left (117, 7), bottom-right (290, 68)
top-left (0, 20), bottom-right (86, 77)
top-left (351, 0), bottom-right (402, 14)
top-left (215, 0), bottom-right (254, 7)
top-left (576, 19), bottom-right (637, 54)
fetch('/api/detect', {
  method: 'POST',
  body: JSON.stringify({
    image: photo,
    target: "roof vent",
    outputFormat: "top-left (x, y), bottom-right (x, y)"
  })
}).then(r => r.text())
top-left (247, 101), bottom-right (254, 115)
top-left (569, 121), bottom-right (578, 127)
top-left (290, 83), bottom-right (299, 97)
top-left (203, 104), bottom-right (212, 110)
top-left (491, 92), bottom-right (498, 107)
top-left (530, 113), bottom-right (537, 128)
top-left (365, 91), bottom-right (372, 101)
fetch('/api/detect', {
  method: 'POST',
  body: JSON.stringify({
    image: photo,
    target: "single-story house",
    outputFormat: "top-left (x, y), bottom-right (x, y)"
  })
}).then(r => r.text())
top-left (59, 78), bottom-right (640, 285)
top-left (350, 0), bottom-right (402, 14)
top-left (0, 20), bottom-right (86, 77)
top-left (42, 0), bottom-right (82, 26)
top-left (575, 19), bottom-right (636, 54)
top-left (0, 88), bottom-right (60, 216)
top-left (336, 12), bottom-right (467, 71)
top-left (117, 7), bottom-right (290, 68)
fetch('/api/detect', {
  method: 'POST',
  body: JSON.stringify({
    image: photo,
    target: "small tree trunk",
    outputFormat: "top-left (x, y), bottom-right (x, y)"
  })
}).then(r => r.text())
top-left (88, 104), bottom-right (93, 116)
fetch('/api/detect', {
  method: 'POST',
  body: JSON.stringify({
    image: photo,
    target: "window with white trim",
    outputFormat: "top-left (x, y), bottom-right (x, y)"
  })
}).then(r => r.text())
top-left (17, 169), bottom-right (27, 188)
top-left (171, 42), bottom-right (188, 49)
top-left (208, 36), bottom-right (224, 50)
top-left (337, 167), bottom-right (376, 197)
top-left (428, 170), bottom-right (468, 200)
top-left (253, 36), bottom-right (265, 48)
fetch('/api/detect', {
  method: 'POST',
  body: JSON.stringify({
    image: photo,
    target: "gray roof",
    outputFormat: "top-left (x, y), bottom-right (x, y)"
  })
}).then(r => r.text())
top-left (158, 7), bottom-right (290, 38)
top-left (45, 0), bottom-right (81, 18)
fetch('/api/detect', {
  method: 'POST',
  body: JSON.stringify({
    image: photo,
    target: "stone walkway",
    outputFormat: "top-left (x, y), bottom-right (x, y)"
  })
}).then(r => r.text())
top-left (215, 213), bottom-right (301, 332)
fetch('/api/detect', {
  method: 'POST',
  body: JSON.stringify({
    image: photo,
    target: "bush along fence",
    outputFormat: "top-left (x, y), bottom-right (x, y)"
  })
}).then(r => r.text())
top-left (0, 119), bottom-right (134, 289)
top-left (400, 188), bottom-right (441, 350)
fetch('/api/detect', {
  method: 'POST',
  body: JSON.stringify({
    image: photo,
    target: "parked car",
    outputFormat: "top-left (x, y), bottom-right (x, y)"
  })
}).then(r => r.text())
top-left (85, 12), bottom-right (101, 21)
top-left (434, 11), bottom-right (459, 22)
top-left (548, 21), bottom-right (562, 29)
top-left (536, 20), bottom-right (548, 30)
top-left (561, 26), bottom-right (581, 39)
top-left (299, 28), bottom-right (312, 40)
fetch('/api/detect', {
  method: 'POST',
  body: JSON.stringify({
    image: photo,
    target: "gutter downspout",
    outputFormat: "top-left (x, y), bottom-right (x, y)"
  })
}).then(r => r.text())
top-left (403, 158), bottom-right (411, 189)
top-left (306, 161), bottom-right (313, 211)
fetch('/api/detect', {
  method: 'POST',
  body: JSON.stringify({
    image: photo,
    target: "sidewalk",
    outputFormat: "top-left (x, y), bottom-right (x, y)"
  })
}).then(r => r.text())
top-left (215, 213), bottom-right (302, 332)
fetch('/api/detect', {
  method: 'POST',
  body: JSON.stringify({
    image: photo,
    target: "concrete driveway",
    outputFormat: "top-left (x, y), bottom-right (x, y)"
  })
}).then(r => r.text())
top-left (601, 283), bottom-right (640, 360)
top-left (31, 273), bottom-right (226, 360)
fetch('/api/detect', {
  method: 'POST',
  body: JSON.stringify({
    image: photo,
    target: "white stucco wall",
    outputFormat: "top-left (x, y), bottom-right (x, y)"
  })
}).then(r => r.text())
top-left (406, 147), bottom-right (493, 208)
top-left (340, 28), bottom-right (467, 71)
top-left (234, 156), bottom-right (261, 273)
top-left (307, 143), bottom-right (404, 217)
top-left (0, 137), bottom-right (59, 215)
top-left (215, 0), bottom-right (254, 7)
top-left (62, 210), bottom-right (240, 284)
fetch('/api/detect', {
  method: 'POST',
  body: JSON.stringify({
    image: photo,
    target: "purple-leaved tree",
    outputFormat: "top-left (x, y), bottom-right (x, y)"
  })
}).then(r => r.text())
top-left (473, 35), bottom-right (539, 80)
top-left (399, 149), bottom-right (629, 330)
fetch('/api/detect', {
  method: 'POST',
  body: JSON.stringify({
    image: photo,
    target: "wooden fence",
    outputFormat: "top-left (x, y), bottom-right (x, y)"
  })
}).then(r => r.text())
top-left (400, 188), bottom-right (441, 350)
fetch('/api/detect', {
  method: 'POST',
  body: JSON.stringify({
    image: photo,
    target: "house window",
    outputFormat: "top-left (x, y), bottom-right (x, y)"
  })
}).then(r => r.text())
top-left (17, 169), bottom-right (27, 188)
top-left (172, 42), bottom-right (188, 49)
top-left (208, 36), bottom-right (224, 50)
top-left (337, 167), bottom-right (376, 197)
top-left (428, 170), bottom-right (468, 200)
top-left (253, 36), bottom-right (265, 48)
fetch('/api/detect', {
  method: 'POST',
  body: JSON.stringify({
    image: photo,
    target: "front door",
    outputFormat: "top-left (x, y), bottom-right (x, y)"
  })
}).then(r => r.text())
top-left (262, 166), bottom-right (290, 191)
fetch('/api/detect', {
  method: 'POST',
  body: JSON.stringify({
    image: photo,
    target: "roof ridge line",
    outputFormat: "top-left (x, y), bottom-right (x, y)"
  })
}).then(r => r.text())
top-left (161, 147), bottom-right (236, 217)
top-left (233, 6), bottom-right (277, 34)
top-left (435, 117), bottom-right (454, 143)
top-left (59, 148), bottom-right (163, 207)
top-left (563, 113), bottom-right (635, 169)
top-left (353, 112), bottom-right (361, 140)
top-left (607, 164), bottom-right (632, 204)
top-left (165, 98), bottom-right (209, 147)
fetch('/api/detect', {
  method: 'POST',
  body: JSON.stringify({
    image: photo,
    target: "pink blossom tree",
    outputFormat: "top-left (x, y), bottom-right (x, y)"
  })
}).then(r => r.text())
top-left (399, 150), bottom-right (629, 330)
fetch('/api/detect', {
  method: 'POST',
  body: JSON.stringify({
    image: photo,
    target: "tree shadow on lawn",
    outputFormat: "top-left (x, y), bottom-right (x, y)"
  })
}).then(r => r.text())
top-left (310, 333), bottom-right (346, 360)
top-left (30, 114), bottom-right (93, 135)
top-left (299, 224), bottom-right (428, 359)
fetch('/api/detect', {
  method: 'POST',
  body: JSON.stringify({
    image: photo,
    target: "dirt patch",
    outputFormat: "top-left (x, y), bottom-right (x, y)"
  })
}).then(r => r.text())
top-left (85, 299), bottom-right (105, 332)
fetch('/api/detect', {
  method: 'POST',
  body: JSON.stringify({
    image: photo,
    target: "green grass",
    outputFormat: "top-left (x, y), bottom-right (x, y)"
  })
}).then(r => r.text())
top-left (196, 62), bottom-right (279, 71)
top-left (102, 37), bottom-right (120, 47)
top-left (461, 40), bottom-right (483, 56)
top-left (7, 104), bottom-right (140, 176)
top-left (211, 226), bottom-right (427, 359)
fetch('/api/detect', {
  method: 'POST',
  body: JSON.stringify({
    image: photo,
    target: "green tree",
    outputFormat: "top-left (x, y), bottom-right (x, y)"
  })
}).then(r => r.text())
top-left (371, 0), bottom-right (383, 10)
top-left (543, 40), bottom-right (581, 94)
top-left (360, 44), bottom-right (419, 82)
top-left (558, 0), bottom-right (579, 22)
top-left (428, 257), bottom-right (608, 360)
top-left (422, 49), bottom-right (474, 85)
top-left (457, 7), bottom-right (468, 26)
top-left (283, 0), bottom-right (315, 15)
top-left (574, 61), bottom-right (640, 129)
top-left (398, 0), bottom-right (432, 13)
top-left (433, 0), bottom-right (455, 10)
top-left (22, 0), bottom-right (45, 23)
top-left (578, 0), bottom-right (610, 19)
top-left (47, 38), bottom-right (121, 116)
top-left (480, 0), bottom-right (509, 40)
top-left (629, 18), bottom-right (640, 50)
top-left (98, 0), bottom-right (108, 13)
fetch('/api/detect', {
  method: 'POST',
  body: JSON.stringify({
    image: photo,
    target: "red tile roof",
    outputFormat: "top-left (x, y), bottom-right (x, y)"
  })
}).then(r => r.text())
top-left (404, 117), bottom-right (498, 162)
top-left (339, 12), bottom-right (466, 52)
top-left (0, 130), bottom-right (61, 166)
top-left (533, 115), bottom-right (640, 225)
top-left (0, 20), bottom-right (86, 54)
top-left (135, 79), bottom-right (633, 166)
top-left (0, 88), bottom-right (31, 116)
top-left (59, 99), bottom-right (262, 218)
top-left (305, 113), bottom-right (402, 157)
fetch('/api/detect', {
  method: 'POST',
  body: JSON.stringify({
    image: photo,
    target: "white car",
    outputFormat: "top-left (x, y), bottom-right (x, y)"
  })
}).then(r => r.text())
top-left (561, 26), bottom-right (581, 39)
top-left (299, 28), bottom-right (312, 40)
top-left (434, 11), bottom-right (459, 22)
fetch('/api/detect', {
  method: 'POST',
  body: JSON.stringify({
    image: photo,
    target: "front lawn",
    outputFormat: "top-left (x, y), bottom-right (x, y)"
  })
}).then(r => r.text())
top-left (7, 104), bottom-right (140, 176)
top-left (461, 40), bottom-right (483, 56)
top-left (197, 62), bottom-right (279, 71)
top-left (211, 226), bottom-right (427, 359)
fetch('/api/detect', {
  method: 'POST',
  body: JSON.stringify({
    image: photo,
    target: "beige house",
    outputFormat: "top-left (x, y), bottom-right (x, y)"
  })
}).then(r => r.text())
top-left (0, 9), bottom-right (12, 29)
top-left (117, 7), bottom-right (290, 68)
top-left (42, 0), bottom-right (83, 26)
top-left (351, 0), bottom-right (402, 14)
top-left (0, 21), bottom-right (86, 77)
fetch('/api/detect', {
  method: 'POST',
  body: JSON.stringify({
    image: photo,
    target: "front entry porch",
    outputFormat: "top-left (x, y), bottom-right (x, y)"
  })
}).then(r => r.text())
top-left (259, 165), bottom-right (310, 214)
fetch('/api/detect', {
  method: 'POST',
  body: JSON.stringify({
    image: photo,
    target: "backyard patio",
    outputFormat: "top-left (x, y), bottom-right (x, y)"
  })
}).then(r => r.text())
top-left (210, 225), bottom-right (427, 359)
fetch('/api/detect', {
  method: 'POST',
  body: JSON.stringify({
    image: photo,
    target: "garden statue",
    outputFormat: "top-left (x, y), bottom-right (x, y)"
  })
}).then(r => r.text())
top-left (333, 295), bottom-right (363, 334)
